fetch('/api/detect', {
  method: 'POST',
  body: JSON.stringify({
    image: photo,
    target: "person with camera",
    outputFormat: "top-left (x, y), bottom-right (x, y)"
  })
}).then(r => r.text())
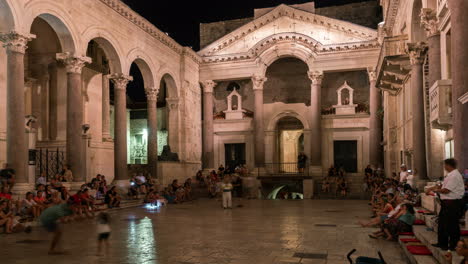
top-left (427, 158), bottom-right (465, 250)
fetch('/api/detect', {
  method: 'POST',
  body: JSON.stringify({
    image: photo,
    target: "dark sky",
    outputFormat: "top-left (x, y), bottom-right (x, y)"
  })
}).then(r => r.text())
top-left (121, 0), bottom-right (376, 51)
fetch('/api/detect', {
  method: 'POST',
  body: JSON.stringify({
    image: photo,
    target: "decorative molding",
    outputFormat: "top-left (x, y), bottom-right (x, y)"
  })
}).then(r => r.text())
top-left (109, 73), bottom-right (133, 90)
top-left (251, 75), bottom-right (267, 90)
top-left (201, 80), bottom-right (216, 93)
top-left (420, 8), bottom-right (439, 37)
top-left (459, 92), bottom-right (468, 105)
top-left (145, 86), bottom-right (159, 101)
top-left (98, 0), bottom-right (201, 63)
top-left (0, 31), bottom-right (36, 54)
top-left (382, 0), bottom-right (401, 37)
top-left (199, 4), bottom-right (377, 56)
top-left (166, 97), bottom-right (180, 110)
top-left (308, 71), bottom-right (323, 85)
top-left (406, 42), bottom-right (428, 65)
top-left (56, 53), bottom-right (92, 74)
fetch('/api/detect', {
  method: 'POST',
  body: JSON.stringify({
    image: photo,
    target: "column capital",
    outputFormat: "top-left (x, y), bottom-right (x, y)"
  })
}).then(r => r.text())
top-left (420, 8), bottom-right (439, 37)
top-left (251, 75), bottom-right (267, 91)
top-left (109, 73), bottom-right (133, 91)
top-left (202, 80), bottom-right (216, 93)
top-left (166, 97), bottom-right (180, 110)
top-left (145, 86), bottom-right (160, 101)
top-left (307, 71), bottom-right (324, 85)
top-left (406, 42), bottom-right (428, 65)
top-left (0, 31), bottom-right (35, 54)
top-left (56, 52), bottom-right (92, 74)
top-left (367, 68), bottom-right (377, 82)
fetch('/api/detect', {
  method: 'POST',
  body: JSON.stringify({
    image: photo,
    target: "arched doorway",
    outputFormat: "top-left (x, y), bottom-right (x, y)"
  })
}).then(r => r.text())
top-left (276, 116), bottom-right (304, 173)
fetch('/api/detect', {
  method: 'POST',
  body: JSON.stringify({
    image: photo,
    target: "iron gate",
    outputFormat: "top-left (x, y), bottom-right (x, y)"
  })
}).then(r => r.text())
top-left (35, 148), bottom-right (65, 181)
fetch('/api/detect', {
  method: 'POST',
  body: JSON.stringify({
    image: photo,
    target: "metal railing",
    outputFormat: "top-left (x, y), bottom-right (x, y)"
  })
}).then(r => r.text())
top-left (260, 163), bottom-right (310, 177)
top-left (35, 148), bottom-right (66, 182)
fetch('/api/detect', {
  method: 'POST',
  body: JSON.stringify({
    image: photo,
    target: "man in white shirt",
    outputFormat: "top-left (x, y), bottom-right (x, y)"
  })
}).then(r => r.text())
top-left (426, 158), bottom-right (465, 250)
top-left (399, 164), bottom-right (409, 183)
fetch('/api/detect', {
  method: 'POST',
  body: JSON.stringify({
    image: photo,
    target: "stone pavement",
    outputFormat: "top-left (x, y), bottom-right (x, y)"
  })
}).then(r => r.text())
top-left (0, 199), bottom-right (409, 264)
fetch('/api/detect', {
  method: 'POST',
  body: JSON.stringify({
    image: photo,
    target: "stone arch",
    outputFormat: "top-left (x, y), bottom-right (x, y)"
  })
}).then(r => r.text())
top-left (24, 2), bottom-right (80, 53)
top-left (409, 0), bottom-right (426, 42)
top-left (126, 49), bottom-right (157, 88)
top-left (257, 41), bottom-right (315, 76)
top-left (159, 73), bottom-right (180, 154)
top-left (0, 0), bottom-right (18, 32)
top-left (81, 27), bottom-right (125, 74)
top-left (158, 71), bottom-right (179, 98)
top-left (267, 111), bottom-right (310, 131)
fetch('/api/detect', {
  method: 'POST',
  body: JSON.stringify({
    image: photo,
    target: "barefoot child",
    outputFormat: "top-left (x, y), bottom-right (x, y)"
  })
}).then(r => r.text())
top-left (38, 201), bottom-right (74, 254)
top-left (96, 212), bottom-right (111, 256)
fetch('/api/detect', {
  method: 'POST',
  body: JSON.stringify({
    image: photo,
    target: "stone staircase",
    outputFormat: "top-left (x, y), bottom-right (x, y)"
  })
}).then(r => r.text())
top-left (396, 195), bottom-right (465, 264)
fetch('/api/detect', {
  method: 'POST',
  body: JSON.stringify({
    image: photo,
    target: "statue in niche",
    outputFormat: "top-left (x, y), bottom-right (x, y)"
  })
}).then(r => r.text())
top-left (224, 82), bottom-right (245, 120)
top-left (333, 81), bottom-right (358, 115)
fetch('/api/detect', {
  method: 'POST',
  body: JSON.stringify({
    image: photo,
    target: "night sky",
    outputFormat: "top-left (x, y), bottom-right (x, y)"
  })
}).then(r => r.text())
top-left (121, 0), bottom-right (377, 51)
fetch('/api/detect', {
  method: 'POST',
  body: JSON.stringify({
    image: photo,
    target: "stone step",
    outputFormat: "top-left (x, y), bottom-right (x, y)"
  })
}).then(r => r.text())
top-left (398, 235), bottom-right (439, 264)
top-left (413, 225), bottom-right (464, 264)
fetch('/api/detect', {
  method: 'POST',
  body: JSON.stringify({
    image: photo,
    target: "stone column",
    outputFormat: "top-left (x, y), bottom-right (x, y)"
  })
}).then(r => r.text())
top-left (308, 71), bottom-right (323, 167)
top-left (407, 43), bottom-right (428, 180)
top-left (56, 53), bottom-right (91, 183)
top-left (252, 75), bottom-right (267, 167)
top-left (202, 80), bottom-right (216, 169)
top-left (109, 74), bottom-right (133, 184)
top-left (102, 74), bottom-right (112, 141)
top-left (145, 86), bottom-right (159, 179)
top-left (0, 32), bottom-right (35, 187)
top-left (48, 63), bottom-right (58, 141)
top-left (166, 97), bottom-right (180, 154)
top-left (448, 0), bottom-right (468, 168)
top-left (368, 69), bottom-right (382, 167)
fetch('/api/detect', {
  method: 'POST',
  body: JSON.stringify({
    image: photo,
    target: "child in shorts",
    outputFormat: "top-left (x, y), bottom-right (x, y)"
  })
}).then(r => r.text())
top-left (96, 212), bottom-right (111, 256)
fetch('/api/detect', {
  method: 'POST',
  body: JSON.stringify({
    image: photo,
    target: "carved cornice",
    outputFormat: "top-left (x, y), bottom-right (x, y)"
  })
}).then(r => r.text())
top-left (109, 73), bottom-right (133, 90)
top-left (98, 0), bottom-right (200, 63)
top-left (201, 80), bottom-right (216, 93)
top-left (420, 8), bottom-right (439, 37)
top-left (166, 97), bottom-right (179, 110)
top-left (145, 86), bottom-right (159, 101)
top-left (308, 71), bottom-right (323, 85)
top-left (252, 75), bottom-right (267, 90)
top-left (199, 4), bottom-right (377, 57)
top-left (382, 0), bottom-right (401, 37)
top-left (0, 31), bottom-right (36, 54)
top-left (201, 32), bottom-right (379, 64)
top-left (406, 42), bottom-right (428, 65)
top-left (56, 53), bottom-right (92, 74)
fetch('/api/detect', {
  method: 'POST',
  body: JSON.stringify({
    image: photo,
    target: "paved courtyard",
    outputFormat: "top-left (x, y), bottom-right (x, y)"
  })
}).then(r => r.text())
top-left (0, 199), bottom-right (408, 264)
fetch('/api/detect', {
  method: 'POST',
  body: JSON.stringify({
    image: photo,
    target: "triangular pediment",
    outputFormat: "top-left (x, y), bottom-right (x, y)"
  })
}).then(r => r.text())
top-left (199, 4), bottom-right (378, 57)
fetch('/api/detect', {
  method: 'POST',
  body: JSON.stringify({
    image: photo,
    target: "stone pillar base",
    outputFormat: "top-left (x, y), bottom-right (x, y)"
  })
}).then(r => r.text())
top-left (12, 183), bottom-right (35, 199)
top-left (303, 179), bottom-right (314, 199)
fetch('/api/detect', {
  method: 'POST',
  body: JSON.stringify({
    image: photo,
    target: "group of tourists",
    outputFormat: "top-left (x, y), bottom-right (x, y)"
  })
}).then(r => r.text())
top-left (321, 165), bottom-right (349, 197)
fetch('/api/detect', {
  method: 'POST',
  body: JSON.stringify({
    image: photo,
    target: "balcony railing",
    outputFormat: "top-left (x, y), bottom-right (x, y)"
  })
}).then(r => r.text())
top-left (258, 163), bottom-right (310, 178)
top-left (429, 79), bottom-right (452, 130)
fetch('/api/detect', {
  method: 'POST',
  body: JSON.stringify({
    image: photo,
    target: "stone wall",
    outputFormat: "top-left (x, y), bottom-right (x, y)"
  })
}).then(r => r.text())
top-left (322, 70), bottom-right (370, 109)
top-left (200, 18), bottom-right (253, 49)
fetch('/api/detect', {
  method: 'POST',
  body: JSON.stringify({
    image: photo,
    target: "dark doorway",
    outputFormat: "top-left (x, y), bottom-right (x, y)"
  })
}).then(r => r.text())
top-left (333, 140), bottom-right (358, 173)
top-left (225, 143), bottom-right (246, 169)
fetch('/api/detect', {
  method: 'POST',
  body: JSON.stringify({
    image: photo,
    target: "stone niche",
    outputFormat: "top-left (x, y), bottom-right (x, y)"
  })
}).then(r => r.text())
top-left (224, 89), bottom-right (246, 120)
top-left (333, 81), bottom-right (357, 115)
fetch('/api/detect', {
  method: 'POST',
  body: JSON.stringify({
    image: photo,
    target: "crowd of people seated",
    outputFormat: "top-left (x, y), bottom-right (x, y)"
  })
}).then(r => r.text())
top-left (321, 165), bottom-right (350, 197)
top-left (0, 170), bottom-right (124, 234)
top-left (196, 166), bottom-right (243, 199)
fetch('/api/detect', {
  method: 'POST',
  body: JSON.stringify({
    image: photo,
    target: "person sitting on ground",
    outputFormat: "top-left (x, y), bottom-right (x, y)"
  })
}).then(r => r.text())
top-left (196, 170), bottom-right (204, 186)
top-left (61, 165), bottom-right (73, 182)
top-left (161, 187), bottom-right (176, 204)
top-left (36, 172), bottom-right (47, 186)
top-left (0, 186), bottom-right (12, 201)
top-left (0, 200), bottom-right (14, 233)
top-left (337, 177), bottom-right (348, 197)
top-left (21, 192), bottom-right (42, 219)
top-left (128, 175), bottom-right (139, 200)
top-left (80, 188), bottom-right (96, 212)
top-left (105, 186), bottom-right (120, 208)
top-left (175, 186), bottom-right (186, 203)
top-left (370, 203), bottom-right (415, 240)
top-left (360, 194), bottom-right (401, 227)
top-left (0, 163), bottom-right (15, 191)
top-left (34, 190), bottom-right (49, 210)
top-left (50, 177), bottom-right (63, 190)
top-left (184, 179), bottom-right (193, 201)
top-left (445, 239), bottom-right (468, 264)
top-left (322, 176), bottom-right (331, 193)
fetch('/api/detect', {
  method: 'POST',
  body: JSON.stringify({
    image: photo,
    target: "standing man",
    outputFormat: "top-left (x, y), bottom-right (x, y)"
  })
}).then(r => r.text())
top-left (427, 159), bottom-right (465, 250)
top-left (297, 152), bottom-right (308, 173)
top-left (399, 164), bottom-right (409, 183)
top-left (221, 176), bottom-right (233, 209)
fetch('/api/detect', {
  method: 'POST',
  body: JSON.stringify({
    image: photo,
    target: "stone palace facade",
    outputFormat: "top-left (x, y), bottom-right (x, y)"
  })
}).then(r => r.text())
top-left (0, 0), bottom-right (466, 194)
